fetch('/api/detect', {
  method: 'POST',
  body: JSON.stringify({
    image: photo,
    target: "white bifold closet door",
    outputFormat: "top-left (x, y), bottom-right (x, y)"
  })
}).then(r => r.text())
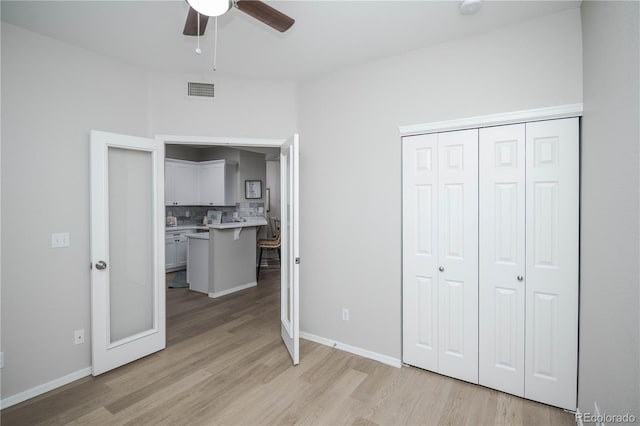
top-left (524, 119), bottom-right (579, 410)
top-left (479, 118), bottom-right (579, 410)
top-left (402, 129), bottom-right (479, 384)
top-left (479, 123), bottom-right (527, 397)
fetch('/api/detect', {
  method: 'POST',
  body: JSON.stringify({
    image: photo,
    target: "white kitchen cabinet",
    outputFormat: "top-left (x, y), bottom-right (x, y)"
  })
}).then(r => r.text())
top-left (187, 234), bottom-right (209, 294)
top-left (402, 117), bottom-right (579, 411)
top-left (198, 160), bottom-right (237, 206)
top-left (165, 159), bottom-right (237, 206)
top-left (402, 128), bottom-right (479, 384)
top-left (165, 231), bottom-right (188, 271)
top-left (165, 160), bottom-right (199, 206)
top-left (165, 237), bottom-right (177, 269)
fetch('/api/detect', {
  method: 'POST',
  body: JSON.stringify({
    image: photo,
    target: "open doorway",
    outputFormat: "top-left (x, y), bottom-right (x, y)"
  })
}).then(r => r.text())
top-left (158, 135), bottom-right (300, 365)
top-left (89, 132), bottom-right (299, 377)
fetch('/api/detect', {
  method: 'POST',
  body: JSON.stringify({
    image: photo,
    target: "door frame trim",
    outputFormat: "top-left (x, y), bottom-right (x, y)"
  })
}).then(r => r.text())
top-left (398, 103), bottom-right (583, 136)
top-left (155, 133), bottom-right (292, 344)
top-left (156, 135), bottom-right (286, 147)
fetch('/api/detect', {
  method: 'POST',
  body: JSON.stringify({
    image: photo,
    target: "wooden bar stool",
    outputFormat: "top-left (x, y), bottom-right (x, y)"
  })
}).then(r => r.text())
top-left (257, 219), bottom-right (281, 280)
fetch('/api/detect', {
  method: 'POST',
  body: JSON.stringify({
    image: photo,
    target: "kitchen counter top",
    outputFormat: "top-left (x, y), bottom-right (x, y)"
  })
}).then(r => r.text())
top-left (185, 232), bottom-right (209, 240)
top-left (207, 218), bottom-right (268, 230)
top-left (166, 225), bottom-right (208, 232)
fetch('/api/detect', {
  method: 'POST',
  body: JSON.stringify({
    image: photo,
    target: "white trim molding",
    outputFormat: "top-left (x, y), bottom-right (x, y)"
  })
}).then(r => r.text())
top-left (208, 282), bottom-right (257, 299)
top-left (156, 134), bottom-right (286, 147)
top-left (0, 367), bottom-right (92, 410)
top-left (399, 103), bottom-right (583, 136)
top-left (300, 332), bottom-right (402, 368)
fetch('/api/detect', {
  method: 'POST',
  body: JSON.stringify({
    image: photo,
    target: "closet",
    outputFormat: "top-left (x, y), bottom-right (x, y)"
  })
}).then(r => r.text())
top-left (402, 117), bottom-right (579, 410)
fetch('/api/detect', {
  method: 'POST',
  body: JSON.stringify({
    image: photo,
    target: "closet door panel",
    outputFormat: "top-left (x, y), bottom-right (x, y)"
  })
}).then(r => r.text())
top-left (525, 118), bottom-right (579, 410)
top-left (437, 129), bottom-right (478, 383)
top-left (479, 124), bottom-right (526, 396)
top-left (402, 134), bottom-right (439, 371)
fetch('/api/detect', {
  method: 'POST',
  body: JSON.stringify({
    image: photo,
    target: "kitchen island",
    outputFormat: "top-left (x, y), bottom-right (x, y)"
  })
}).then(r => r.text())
top-left (187, 218), bottom-right (267, 298)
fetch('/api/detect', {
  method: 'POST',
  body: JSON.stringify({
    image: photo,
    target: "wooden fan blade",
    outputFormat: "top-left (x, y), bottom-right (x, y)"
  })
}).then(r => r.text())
top-left (183, 6), bottom-right (209, 36)
top-left (235, 0), bottom-right (295, 33)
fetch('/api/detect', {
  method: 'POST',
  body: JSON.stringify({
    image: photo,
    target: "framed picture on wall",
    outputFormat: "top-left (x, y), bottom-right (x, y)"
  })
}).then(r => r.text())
top-left (245, 180), bottom-right (262, 199)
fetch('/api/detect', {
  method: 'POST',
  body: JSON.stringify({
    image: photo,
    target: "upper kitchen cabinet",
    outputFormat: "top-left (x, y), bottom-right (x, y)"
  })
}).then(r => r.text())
top-left (165, 159), bottom-right (238, 206)
top-left (199, 160), bottom-right (238, 206)
top-left (165, 159), bottom-right (200, 206)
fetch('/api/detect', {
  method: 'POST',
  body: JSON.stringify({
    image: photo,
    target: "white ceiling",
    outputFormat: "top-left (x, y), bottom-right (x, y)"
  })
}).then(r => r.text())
top-left (1, 1), bottom-right (580, 81)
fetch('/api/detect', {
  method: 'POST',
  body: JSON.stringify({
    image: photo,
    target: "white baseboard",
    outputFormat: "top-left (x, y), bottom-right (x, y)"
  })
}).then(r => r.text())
top-left (209, 281), bottom-right (257, 298)
top-left (1, 367), bottom-right (92, 410)
top-left (300, 332), bottom-right (401, 368)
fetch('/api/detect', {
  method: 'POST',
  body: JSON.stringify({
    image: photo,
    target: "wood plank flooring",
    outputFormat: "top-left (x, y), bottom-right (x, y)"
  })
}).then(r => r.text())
top-left (1, 269), bottom-right (574, 425)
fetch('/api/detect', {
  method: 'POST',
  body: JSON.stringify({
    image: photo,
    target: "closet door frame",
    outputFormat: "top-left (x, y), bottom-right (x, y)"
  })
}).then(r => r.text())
top-left (400, 104), bottom-right (582, 411)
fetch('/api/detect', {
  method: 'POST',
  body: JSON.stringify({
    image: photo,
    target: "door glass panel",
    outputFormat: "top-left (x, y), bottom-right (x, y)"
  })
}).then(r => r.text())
top-left (286, 147), bottom-right (292, 324)
top-left (108, 147), bottom-right (155, 344)
top-left (281, 146), bottom-right (291, 327)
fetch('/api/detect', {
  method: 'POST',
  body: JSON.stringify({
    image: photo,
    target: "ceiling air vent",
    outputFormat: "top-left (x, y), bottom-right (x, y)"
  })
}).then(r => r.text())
top-left (188, 82), bottom-right (215, 99)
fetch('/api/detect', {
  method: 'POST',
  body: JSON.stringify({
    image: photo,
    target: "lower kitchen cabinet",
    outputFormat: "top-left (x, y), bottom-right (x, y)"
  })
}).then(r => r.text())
top-left (165, 232), bottom-right (188, 271)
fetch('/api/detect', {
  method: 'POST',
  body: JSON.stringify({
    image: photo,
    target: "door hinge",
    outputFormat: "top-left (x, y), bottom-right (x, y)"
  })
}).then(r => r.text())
top-left (295, 257), bottom-right (300, 264)
top-left (90, 262), bottom-right (93, 270)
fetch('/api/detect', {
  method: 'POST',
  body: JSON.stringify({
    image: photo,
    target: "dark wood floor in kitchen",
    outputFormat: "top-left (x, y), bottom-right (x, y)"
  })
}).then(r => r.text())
top-left (1, 269), bottom-right (574, 425)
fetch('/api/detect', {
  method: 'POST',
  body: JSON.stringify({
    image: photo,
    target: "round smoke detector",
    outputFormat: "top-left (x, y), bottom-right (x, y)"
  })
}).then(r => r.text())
top-left (460, 0), bottom-right (482, 15)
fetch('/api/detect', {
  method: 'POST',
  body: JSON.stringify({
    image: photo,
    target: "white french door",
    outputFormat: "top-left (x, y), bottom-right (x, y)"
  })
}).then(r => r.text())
top-left (402, 129), bottom-right (478, 383)
top-left (280, 134), bottom-right (300, 365)
top-left (90, 130), bottom-right (165, 376)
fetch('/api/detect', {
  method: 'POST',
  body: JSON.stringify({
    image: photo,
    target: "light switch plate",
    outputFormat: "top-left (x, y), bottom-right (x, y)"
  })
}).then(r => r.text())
top-left (52, 233), bottom-right (70, 248)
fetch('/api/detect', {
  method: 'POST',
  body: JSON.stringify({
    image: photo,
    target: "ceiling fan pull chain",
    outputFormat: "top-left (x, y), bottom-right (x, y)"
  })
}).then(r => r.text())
top-left (195, 11), bottom-right (202, 55)
top-left (213, 16), bottom-right (218, 71)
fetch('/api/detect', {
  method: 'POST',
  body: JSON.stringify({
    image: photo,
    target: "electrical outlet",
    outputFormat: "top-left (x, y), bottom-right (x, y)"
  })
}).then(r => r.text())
top-left (185, 210), bottom-right (190, 217)
top-left (342, 308), bottom-right (349, 321)
top-left (74, 329), bottom-right (85, 345)
top-left (51, 232), bottom-right (71, 248)
top-left (0, 352), bottom-right (4, 369)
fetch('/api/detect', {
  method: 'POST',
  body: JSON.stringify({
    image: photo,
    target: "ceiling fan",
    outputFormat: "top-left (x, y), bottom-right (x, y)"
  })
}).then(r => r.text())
top-left (183, 0), bottom-right (295, 36)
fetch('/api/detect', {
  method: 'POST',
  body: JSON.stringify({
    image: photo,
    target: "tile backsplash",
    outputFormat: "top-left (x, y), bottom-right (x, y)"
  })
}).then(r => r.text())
top-left (166, 203), bottom-right (265, 226)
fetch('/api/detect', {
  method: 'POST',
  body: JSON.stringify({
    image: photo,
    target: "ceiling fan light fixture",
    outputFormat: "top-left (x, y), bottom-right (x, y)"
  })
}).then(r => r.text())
top-left (187, 0), bottom-right (231, 17)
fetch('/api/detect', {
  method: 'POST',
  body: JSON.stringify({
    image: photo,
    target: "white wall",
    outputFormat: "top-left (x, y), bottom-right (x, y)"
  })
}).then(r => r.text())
top-left (297, 9), bottom-right (583, 359)
top-left (148, 71), bottom-right (297, 139)
top-left (238, 150), bottom-right (266, 204)
top-left (266, 160), bottom-right (280, 222)
top-left (579, 1), bottom-right (640, 419)
top-left (1, 23), bottom-right (150, 398)
top-left (1, 25), bottom-right (298, 402)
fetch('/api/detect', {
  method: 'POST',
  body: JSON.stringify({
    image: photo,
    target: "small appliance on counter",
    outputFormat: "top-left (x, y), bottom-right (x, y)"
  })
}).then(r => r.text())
top-left (166, 216), bottom-right (177, 227)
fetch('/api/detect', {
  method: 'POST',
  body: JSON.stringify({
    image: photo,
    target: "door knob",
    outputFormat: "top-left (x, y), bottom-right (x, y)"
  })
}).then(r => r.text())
top-left (517, 275), bottom-right (524, 282)
top-left (438, 266), bottom-right (445, 272)
top-left (95, 261), bottom-right (107, 270)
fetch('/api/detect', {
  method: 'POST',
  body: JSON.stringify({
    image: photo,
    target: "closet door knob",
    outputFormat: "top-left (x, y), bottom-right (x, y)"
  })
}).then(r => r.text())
top-left (438, 266), bottom-right (445, 272)
top-left (517, 275), bottom-right (524, 282)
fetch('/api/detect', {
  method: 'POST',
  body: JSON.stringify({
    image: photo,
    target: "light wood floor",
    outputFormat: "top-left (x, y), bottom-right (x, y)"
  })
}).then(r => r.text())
top-left (1, 269), bottom-right (574, 425)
